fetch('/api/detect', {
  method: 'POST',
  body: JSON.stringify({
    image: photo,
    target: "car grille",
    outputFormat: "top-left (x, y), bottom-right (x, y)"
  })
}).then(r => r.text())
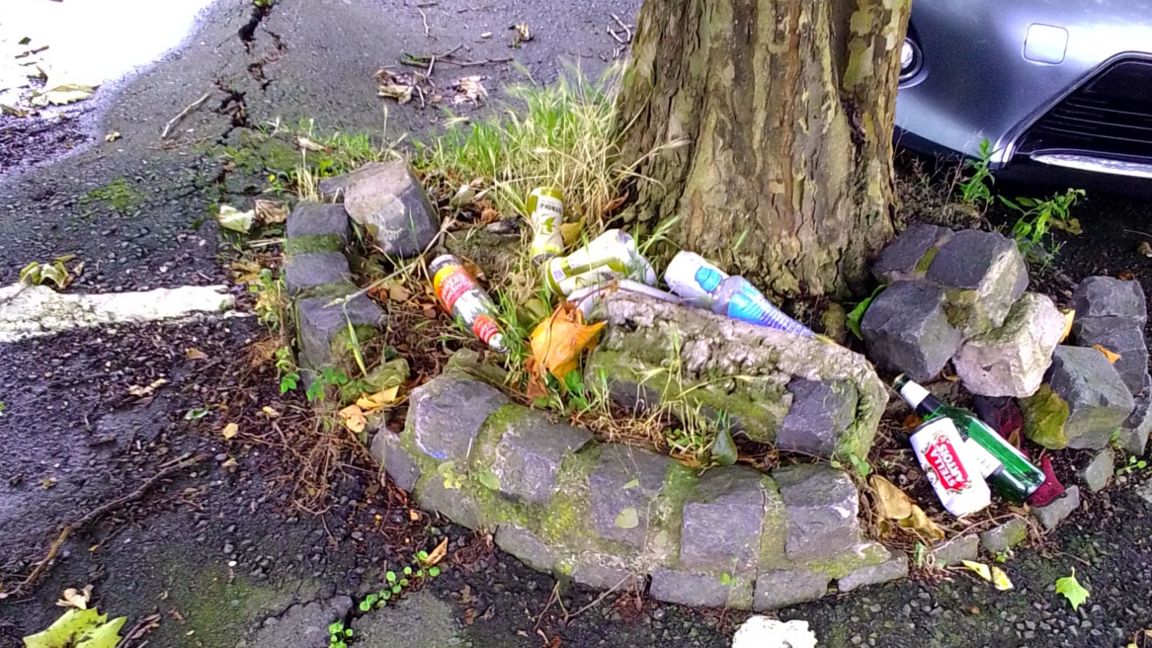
top-left (1015, 59), bottom-right (1152, 162)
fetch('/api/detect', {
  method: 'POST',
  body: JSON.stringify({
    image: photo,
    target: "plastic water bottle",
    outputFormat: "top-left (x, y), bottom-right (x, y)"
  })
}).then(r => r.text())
top-left (663, 251), bottom-right (729, 307)
top-left (699, 271), bottom-right (814, 337)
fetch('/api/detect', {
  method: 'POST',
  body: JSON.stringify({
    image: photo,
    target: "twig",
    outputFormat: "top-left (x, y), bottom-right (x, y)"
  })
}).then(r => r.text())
top-left (160, 92), bottom-right (212, 139)
top-left (418, 8), bottom-right (430, 37)
top-left (565, 576), bottom-right (629, 621)
top-left (607, 27), bottom-right (628, 44)
top-left (1125, 229), bottom-right (1152, 239)
top-left (15, 454), bottom-right (205, 592)
top-left (533, 582), bottom-right (560, 632)
top-left (610, 13), bottom-right (632, 41)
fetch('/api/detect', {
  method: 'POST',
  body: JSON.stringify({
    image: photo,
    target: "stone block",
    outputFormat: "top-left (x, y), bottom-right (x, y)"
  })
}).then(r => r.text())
top-left (837, 553), bottom-right (908, 592)
top-left (953, 292), bottom-right (1065, 397)
top-left (1032, 485), bottom-right (1080, 531)
top-left (370, 431), bottom-right (421, 492)
top-left (284, 252), bottom-right (351, 296)
top-left (1045, 345), bottom-right (1134, 449)
top-left (924, 229), bottom-right (1029, 335)
top-left (1119, 387), bottom-right (1152, 456)
top-left (318, 174), bottom-right (350, 202)
top-left (752, 570), bottom-right (830, 611)
top-left (872, 223), bottom-right (952, 284)
top-left (775, 379), bottom-right (858, 459)
top-left (861, 281), bottom-right (963, 382)
top-left (296, 293), bottom-right (384, 370)
top-left (286, 202), bottom-right (351, 243)
top-left (978, 518), bottom-right (1028, 554)
top-left (773, 464), bottom-right (862, 560)
top-left (570, 555), bottom-right (645, 591)
top-left (343, 161), bottom-right (439, 258)
top-left (588, 292), bottom-right (888, 460)
top-left (932, 535), bottom-right (979, 566)
top-left (588, 444), bottom-right (672, 548)
top-left (408, 375), bottom-right (508, 463)
top-left (649, 568), bottom-right (750, 609)
top-left (679, 468), bottom-right (766, 574)
top-left (494, 525), bottom-right (555, 572)
top-left (415, 476), bottom-right (482, 530)
top-left (1078, 447), bottom-right (1114, 493)
top-left (1072, 316), bottom-right (1149, 395)
top-left (1071, 276), bottom-right (1147, 322)
top-left (489, 411), bottom-right (592, 506)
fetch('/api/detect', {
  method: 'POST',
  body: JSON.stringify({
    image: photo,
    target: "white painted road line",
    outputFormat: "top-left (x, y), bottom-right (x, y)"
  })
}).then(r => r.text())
top-left (0, 283), bottom-right (242, 343)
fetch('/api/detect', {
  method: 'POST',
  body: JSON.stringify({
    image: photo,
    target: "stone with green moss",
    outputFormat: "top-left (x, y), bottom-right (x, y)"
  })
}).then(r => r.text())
top-left (294, 293), bottom-right (383, 371)
top-left (586, 292), bottom-right (886, 460)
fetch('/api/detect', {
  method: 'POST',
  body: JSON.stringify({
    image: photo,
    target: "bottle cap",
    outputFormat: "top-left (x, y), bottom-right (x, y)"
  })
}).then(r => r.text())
top-left (897, 376), bottom-right (931, 409)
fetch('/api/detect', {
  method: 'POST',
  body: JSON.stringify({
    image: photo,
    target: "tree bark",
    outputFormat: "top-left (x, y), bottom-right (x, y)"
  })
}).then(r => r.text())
top-left (617, 0), bottom-right (909, 299)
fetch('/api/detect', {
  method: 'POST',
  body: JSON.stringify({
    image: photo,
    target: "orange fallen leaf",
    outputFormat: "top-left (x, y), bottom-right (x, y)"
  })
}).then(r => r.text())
top-left (339, 405), bottom-right (367, 433)
top-left (1094, 344), bottom-right (1121, 364)
top-left (529, 303), bottom-right (605, 381)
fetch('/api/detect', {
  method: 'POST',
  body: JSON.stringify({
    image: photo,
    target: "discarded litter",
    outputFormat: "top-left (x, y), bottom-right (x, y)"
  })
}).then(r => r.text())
top-left (431, 254), bottom-right (508, 353)
top-left (664, 251), bottom-right (814, 336)
top-left (216, 205), bottom-right (254, 233)
top-left (527, 187), bottom-right (565, 265)
top-left (542, 229), bottom-right (656, 295)
top-left (567, 279), bottom-right (680, 319)
top-left (896, 376), bottom-right (1046, 503)
top-left (907, 416), bottom-right (991, 517)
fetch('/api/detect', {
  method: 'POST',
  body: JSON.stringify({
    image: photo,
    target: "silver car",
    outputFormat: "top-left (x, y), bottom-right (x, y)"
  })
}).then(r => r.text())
top-left (895, 0), bottom-right (1152, 181)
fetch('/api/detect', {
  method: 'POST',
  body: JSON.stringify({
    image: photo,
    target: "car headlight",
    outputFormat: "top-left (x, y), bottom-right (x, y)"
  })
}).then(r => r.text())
top-left (900, 38), bottom-right (922, 81)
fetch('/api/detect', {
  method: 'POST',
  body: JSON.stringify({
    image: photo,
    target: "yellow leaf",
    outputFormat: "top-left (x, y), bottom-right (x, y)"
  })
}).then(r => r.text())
top-left (221, 457), bottom-right (238, 469)
top-left (339, 405), bottom-right (367, 433)
top-left (897, 505), bottom-right (946, 542)
top-left (1058, 309), bottom-right (1075, 343)
top-left (1093, 344), bottom-right (1121, 364)
top-left (962, 560), bottom-right (992, 582)
top-left (529, 303), bottom-right (605, 381)
top-left (128, 378), bottom-right (168, 397)
top-left (356, 386), bottom-right (400, 411)
top-left (261, 406), bottom-right (280, 418)
top-left (425, 538), bottom-right (449, 566)
top-left (560, 221), bottom-right (583, 247)
top-left (185, 348), bottom-right (208, 360)
top-left (991, 566), bottom-right (1013, 591)
top-left (870, 475), bottom-right (913, 520)
top-left (222, 423), bottom-right (239, 440)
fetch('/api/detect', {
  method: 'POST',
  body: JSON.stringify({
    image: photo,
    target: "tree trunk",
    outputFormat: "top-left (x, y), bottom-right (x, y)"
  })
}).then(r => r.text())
top-left (617, 0), bottom-right (909, 299)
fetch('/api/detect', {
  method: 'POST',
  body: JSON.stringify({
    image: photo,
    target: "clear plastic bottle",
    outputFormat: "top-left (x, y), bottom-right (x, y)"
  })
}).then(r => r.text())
top-left (694, 269), bottom-right (814, 337)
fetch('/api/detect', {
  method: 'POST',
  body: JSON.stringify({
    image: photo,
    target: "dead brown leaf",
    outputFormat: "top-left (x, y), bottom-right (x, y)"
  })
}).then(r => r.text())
top-left (128, 378), bottom-right (168, 397)
top-left (339, 405), bottom-right (367, 433)
top-left (529, 303), bottom-right (605, 381)
top-left (297, 136), bottom-right (328, 152)
top-left (1139, 241), bottom-right (1152, 258)
top-left (426, 537), bottom-right (449, 566)
top-left (55, 585), bottom-right (93, 609)
top-left (389, 283), bottom-right (413, 302)
top-left (254, 199), bottom-right (289, 225)
top-left (1094, 344), bottom-right (1122, 364)
top-left (185, 348), bottom-right (208, 360)
top-left (870, 474), bottom-right (944, 541)
top-left (452, 76), bottom-right (488, 105)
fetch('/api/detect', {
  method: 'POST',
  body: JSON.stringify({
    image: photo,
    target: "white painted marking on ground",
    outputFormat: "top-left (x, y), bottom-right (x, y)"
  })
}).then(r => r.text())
top-left (0, 283), bottom-right (240, 343)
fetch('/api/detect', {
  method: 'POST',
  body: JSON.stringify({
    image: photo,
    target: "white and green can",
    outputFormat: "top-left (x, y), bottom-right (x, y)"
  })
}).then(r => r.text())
top-left (527, 187), bottom-right (565, 265)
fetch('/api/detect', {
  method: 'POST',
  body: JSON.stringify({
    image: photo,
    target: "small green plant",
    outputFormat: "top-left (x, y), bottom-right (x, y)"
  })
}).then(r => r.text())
top-left (845, 285), bottom-right (885, 340)
top-left (275, 347), bottom-right (300, 393)
top-left (1001, 188), bottom-right (1085, 254)
top-left (1055, 568), bottom-right (1089, 611)
top-left (251, 268), bottom-right (287, 331)
top-left (306, 366), bottom-right (350, 403)
top-left (958, 139), bottom-right (995, 206)
top-left (79, 179), bottom-right (146, 213)
top-left (328, 621), bottom-right (353, 648)
top-left (912, 542), bottom-right (927, 569)
top-left (19, 257), bottom-right (73, 289)
top-left (830, 453), bottom-right (872, 478)
top-left (1116, 455), bottom-right (1148, 476)
top-left (254, 0), bottom-right (274, 7)
top-left (719, 573), bottom-right (732, 585)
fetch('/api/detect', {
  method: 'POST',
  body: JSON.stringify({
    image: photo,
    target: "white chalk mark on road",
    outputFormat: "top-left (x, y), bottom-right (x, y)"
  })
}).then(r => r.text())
top-left (0, 283), bottom-right (241, 343)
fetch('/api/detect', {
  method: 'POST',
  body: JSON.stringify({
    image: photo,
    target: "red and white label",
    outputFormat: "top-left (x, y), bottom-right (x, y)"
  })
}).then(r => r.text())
top-left (473, 314), bottom-right (500, 344)
top-left (922, 433), bottom-right (970, 493)
top-left (434, 267), bottom-right (475, 310)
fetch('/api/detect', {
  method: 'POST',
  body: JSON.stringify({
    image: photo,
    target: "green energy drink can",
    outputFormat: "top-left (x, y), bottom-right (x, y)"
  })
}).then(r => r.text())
top-left (527, 187), bottom-right (564, 265)
top-left (542, 229), bottom-right (657, 295)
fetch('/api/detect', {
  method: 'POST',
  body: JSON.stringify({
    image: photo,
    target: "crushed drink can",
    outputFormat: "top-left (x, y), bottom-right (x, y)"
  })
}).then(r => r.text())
top-left (663, 251), bottom-right (729, 307)
top-left (543, 229), bottom-right (657, 296)
top-left (526, 187), bottom-right (564, 265)
top-left (908, 417), bottom-right (992, 517)
top-left (430, 254), bottom-right (507, 353)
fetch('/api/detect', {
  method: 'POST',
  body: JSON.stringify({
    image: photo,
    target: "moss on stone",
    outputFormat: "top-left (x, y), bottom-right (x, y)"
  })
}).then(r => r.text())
top-left (467, 404), bottom-right (527, 472)
top-left (803, 542), bottom-right (891, 579)
top-left (647, 462), bottom-right (698, 569)
top-left (913, 245), bottom-right (939, 274)
top-left (757, 475), bottom-right (789, 571)
top-left (1020, 384), bottom-right (1071, 449)
top-left (285, 233), bottom-right (344, 256)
